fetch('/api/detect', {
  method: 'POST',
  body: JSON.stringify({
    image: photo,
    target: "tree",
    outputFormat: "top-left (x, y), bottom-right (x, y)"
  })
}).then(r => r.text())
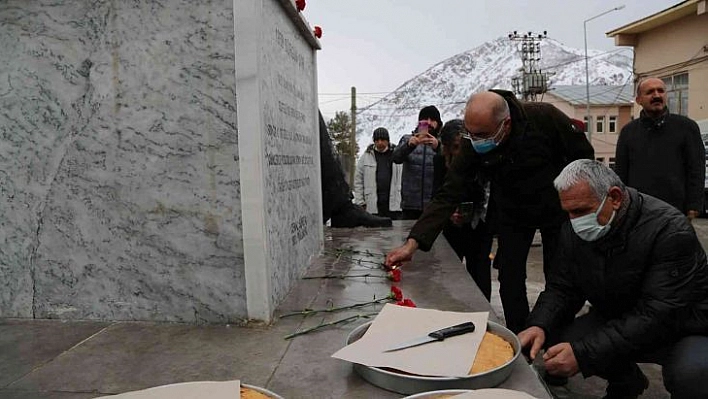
top-left (326, 111), bottom-right (358, 158)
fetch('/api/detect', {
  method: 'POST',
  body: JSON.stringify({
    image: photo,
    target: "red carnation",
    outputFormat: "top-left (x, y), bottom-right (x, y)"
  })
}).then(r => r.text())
top-left (396, 299), bottom-right (417, 308)
top-left (389, 286), bottom-right (403, 301)
top-left (387, 268), bottom-right (401, 282)
top-left (295, 0), bottom-right (306, 11)
top-left (313, 26), bottom-right (322, 39)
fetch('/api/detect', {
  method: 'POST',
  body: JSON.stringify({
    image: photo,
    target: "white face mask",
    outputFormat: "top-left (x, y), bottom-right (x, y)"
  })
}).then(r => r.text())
top-left (570, 194), bottom-right (616, 241)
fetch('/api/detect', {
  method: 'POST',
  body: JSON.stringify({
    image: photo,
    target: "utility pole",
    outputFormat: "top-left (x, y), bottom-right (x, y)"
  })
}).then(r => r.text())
top-left (350, 86), bottom-right (357, 187)
top-left (584, 5), bottom-right (625, 142)
top-left (508, 31), bottom-right (553, 101)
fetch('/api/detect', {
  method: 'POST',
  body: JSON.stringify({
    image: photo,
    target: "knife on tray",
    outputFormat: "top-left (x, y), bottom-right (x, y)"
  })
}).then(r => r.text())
top-left (382, 321), bottom-right (476, 352)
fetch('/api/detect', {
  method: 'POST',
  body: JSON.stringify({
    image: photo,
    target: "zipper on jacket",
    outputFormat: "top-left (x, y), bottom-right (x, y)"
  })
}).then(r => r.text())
top-left (421, 146), bottom-right (426, 209)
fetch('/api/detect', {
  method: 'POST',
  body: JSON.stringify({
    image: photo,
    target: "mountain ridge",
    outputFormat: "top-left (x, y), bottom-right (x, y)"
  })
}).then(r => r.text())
top-left (354, 36), bottom-right (633, 154)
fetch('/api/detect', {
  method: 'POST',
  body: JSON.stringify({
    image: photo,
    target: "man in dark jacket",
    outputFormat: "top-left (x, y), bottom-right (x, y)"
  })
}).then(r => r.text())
top-left (615, 77), bottom-right (705, 219)
top-left (393, 105), bottom-right (443, 220)
top-left (519, 159), bottom-right (708, 399)
top-left (385, 90), bottom-right (594, 332)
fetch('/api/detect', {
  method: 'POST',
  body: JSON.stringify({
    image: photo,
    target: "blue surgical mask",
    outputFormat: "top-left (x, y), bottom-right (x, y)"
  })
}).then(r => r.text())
top-left (465, 119), bottom-right (506, 154)
top-left (471, 138), bottom-right (498, 154)
top-left (570, 194), bottom-right (616, 241)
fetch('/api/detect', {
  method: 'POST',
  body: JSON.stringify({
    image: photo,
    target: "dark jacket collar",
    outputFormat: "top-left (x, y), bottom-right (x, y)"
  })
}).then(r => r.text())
top-left (639, 107), bottom-right (669, 130)
top-left (593, 187), bottom-right (642, 252)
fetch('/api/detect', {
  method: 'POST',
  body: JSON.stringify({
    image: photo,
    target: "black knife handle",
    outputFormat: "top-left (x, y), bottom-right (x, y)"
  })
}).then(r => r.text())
top-left (428, 322), bottom-right (475, 340)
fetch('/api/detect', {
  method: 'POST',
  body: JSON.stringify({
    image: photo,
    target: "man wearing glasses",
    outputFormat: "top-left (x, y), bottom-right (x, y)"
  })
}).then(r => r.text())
top-left (386, 90), bottom-right (594, 334)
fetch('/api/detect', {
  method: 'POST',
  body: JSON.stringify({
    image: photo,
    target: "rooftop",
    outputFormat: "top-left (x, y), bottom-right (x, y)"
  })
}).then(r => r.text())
top-left (607, 0), bottom-right (703, 37)
top-left (546, 85), bottom-right (634, 106)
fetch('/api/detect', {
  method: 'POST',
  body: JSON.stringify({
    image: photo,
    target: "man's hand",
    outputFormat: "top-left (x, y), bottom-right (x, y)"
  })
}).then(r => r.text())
top-left (518, 326), bottom-right (546, 360)
top-left (687, 210), bottom-right (699, 221)
top-left (418, 133), bottom-right (439, 149)
top-left (450, 209), bottom-right (464, 226)
top-left (543, 342), bottom-right (580, 377)
top-left (384, 238), bottom-right (419, 270)
top-left (408, 135), bottom-right (421, 147)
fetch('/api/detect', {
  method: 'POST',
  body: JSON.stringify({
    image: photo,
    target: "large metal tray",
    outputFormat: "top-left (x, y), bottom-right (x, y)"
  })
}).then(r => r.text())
top-left (346, 320), bottom-right (521, 395)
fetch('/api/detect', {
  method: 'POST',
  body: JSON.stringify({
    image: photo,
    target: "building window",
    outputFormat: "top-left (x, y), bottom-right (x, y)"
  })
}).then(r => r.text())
top-left (596, 157), bottom-right (605, 164)
top-left (609, 116), bottom-right (617, 133)
top-left (661, 73), bottom-right (689, 116)
top-left (609, 157), bottom-right (617, 171)
top-left (583, 116), bottom-right (589, 133)
top-left (596, 116), bottom-right (605, 134)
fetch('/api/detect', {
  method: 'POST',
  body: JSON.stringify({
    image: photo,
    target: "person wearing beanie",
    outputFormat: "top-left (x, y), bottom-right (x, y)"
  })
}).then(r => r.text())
top-left (354, 127), bottom-right (403, 219)
top-left (319, 112), bottom-right (393, 228)
top-left (418, 105), bottom-right (443, 132)
top-left (392, 105), bottom-right (443, 220)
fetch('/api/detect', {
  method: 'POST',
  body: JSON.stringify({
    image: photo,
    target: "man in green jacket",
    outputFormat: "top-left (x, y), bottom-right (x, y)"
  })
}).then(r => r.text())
top-left (386, 90), bottom-right (594, 333)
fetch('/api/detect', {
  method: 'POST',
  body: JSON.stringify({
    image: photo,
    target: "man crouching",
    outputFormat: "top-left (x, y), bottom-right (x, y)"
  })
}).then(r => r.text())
top-left (519, 159), bottom-right (708, 399)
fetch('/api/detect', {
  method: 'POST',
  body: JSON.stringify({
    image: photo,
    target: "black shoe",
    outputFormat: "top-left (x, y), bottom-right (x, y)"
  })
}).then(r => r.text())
top-left (602, 369), bottom-right (649, 399)
top-left (331, 205), bottom-right (392, 228)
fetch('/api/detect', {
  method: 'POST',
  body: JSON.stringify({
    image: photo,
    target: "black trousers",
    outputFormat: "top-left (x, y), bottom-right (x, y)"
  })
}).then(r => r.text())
top-left (442, 220), bottom-right (493, 301)
top-left (401, 209), bottom-right (423, 220)
top-left (548, 309), bottom-right (708, 399)
top-left (319, 112), bottom-right (352, 223)
top-left (495, 223), bottom-right (560, 333)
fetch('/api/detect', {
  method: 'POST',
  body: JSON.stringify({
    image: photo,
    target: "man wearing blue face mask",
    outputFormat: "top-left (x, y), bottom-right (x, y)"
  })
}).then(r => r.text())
top-left (519, 159), bottom-right (708, 399)
top-left (386, 90), bottom-right (594, 333)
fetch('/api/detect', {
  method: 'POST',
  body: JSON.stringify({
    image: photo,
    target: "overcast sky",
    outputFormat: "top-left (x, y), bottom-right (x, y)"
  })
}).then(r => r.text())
top-left (302, 0), bottom-right (675, 119)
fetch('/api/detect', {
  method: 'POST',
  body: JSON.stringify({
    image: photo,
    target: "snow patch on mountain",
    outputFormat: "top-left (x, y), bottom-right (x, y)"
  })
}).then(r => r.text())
top-left (353, 37), bottom-right (632, 154)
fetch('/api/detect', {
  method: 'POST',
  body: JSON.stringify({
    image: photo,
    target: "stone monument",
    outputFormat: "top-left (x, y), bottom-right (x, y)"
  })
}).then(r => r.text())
top-left (0, 0), bottom-right (322, 323)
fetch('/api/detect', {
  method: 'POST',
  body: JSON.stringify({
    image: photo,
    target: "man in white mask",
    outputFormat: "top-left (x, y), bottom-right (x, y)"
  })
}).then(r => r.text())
top-left (519, 159), bottom-right (708, 399)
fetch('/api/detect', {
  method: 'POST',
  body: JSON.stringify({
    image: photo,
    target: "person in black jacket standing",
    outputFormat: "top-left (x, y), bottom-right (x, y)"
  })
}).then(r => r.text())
top-left (433, 119), bottom-right (494, 300)
top-left (615, 77), bottom-right (705, 219)
top-left (386, 90), bottom-right (594, 333)
top-left (519, 159), bottom-right (708, 399)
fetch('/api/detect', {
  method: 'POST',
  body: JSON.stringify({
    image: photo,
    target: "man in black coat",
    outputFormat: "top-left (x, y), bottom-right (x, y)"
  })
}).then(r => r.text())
top-left (519, 159), bottom-right (708, 399)
top-left (385, 90), bottom-right (594, 332)
top-left (615, 77), bottom-right (705, 219)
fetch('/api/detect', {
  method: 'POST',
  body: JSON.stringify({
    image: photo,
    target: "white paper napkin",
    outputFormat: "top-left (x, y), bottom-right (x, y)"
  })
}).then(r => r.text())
top-left (332, 304), bottom-right (489, 377)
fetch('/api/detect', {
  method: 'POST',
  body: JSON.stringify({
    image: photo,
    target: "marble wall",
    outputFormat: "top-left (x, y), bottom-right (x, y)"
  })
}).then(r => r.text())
top-left (0, 0), bottom-right (246, 322)
top-left (235, 0), bottom-right (323, 321)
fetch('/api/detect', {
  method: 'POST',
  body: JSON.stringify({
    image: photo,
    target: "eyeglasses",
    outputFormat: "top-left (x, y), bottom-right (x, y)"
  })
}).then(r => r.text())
top-left (463, 118), bottom-right (507, 141)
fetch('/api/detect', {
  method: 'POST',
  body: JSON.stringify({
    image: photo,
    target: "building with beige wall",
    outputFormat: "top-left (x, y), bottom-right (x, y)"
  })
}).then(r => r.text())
top-left (607, 0), bottom-right (708, 120)
top-left (544, 85), bottom-right (634, 168)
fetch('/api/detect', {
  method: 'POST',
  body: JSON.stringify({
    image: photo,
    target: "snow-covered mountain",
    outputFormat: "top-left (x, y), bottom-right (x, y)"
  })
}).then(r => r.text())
top-left (354, 37), bottom-right (633, 154)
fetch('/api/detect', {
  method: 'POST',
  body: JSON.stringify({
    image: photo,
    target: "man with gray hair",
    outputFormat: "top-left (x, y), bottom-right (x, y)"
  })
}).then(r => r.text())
top-left (519, 159), bottom-right (708, 399)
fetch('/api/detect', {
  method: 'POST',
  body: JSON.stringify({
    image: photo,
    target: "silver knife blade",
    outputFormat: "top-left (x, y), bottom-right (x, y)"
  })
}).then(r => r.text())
top-left (382, 321), bottom-right (475, 352)
top-left (383, 335), bottom-right (438, 352)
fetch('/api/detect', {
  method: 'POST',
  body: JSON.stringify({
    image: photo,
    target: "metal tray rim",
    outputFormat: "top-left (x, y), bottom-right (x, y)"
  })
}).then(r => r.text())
top-left (345, 320), bottom-right (521, 394)
top-left (241, 383), bottom-right (285, 399)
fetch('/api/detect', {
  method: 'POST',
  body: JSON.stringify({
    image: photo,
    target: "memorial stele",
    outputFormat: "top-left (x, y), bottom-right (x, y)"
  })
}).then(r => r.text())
top-left (0, 0), bottom-right (323, 323)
